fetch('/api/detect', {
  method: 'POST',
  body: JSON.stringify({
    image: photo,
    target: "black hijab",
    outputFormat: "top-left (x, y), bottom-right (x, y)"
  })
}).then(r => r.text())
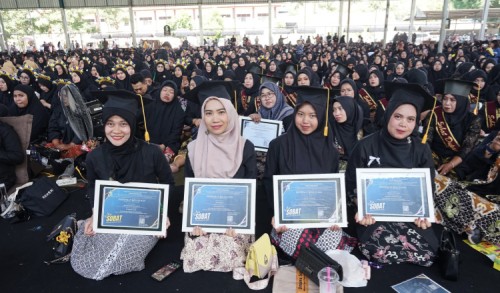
top-left (282, 97), bottom-right (338, 174)
top-left (9, 84), bottom-right (50, 142)
top-left (0, 75), bottom-right (18, 108)
top-left (366, 70), bottom-right (385, 100)
top-left (331, 96), bottom-right (364, 159)
top-left (102, 97), bottom-right (142, 183)
top-left (145, 80), bottom-right (185, 152)
top-left (243, 72), bottom-right (260, 97)
top-left (114, 68), bottom-right (133, 92)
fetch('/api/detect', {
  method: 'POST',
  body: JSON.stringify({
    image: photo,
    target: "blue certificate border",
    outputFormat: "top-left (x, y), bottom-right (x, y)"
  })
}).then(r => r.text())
top-left (182, 178), bottom-right (256, 234)
top-left (356, 168), bottom-right (435, 223)
top-left (93, 180), bottom-right (169, 236)
top-left (273, 174), bottom-right (348, 229)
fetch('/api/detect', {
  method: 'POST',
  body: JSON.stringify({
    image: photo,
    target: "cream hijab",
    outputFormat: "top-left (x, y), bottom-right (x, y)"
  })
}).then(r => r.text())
top-left (187, 97), bottom-right (246, 178)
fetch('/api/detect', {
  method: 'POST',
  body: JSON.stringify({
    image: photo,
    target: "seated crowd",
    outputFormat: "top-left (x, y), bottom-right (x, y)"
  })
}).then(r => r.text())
top-left (0, 35), bottom-right (499, 281)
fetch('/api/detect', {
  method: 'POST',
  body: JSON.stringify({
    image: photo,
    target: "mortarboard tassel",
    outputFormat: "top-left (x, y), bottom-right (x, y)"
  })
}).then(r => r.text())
top-left (421, 95), bottom-right (438, 144)
top-left (473, 85), bottom-right (480, 115)
top-left (138, 94), bottom-right (150, 143)
top-left (324, 88), bottom-right (330, 137)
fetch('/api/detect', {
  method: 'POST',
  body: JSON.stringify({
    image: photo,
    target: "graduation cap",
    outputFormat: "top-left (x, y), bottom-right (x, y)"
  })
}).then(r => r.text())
top-left (278, 62), bottom-right (297, 76)
top-left (92, 89), bottom-right (153, 142)
top-left (442, 79), bottom-right (475, 98)
top-left (183, 80), bottom-right (240, 113)
top-left (247, 63), bottom-right (263, 75)
top-left (257, 73), bottom-right (282, 85)
top-left (293, 86), bottom-right (333, 137)
top-left (332, 62), bottom-right (352, 77)
top-left (384, 81), bottom-right (437, 144)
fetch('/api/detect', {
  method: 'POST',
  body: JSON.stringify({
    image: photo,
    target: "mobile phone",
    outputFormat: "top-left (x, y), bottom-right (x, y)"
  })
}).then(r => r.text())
top-left (151, 261), bottom-right (181, 281)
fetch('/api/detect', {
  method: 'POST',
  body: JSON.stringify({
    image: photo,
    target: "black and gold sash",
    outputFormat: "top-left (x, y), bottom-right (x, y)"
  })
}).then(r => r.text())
top-left (378, 97), bottom-right (389, 111)
top-left (358, 88), bottom-right (378, 111)
top-left (485, 101), bottom-right (500, 130)
top-left (255, 96), bottom-right (261, 112)
top-left (281, 88), bottom-right (297, 108)
top-left (469, 93), bottom-right (479, 104)
top-left (241, 90), bottom-right (249, 111)
top-left (433, 107), bottom-right (461, 152)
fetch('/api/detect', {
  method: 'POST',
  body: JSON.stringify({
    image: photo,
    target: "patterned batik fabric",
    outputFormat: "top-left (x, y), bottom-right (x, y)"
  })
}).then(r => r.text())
top-left (70, 222), bottom-right (158, 280)
top-left (434, 174), bottom-right (500, 245)
top-left (180, 233), bottom-right (254, 273)
top-left (255, 151), bottom-right (267, 180)
top-left (270, 228), bottom-right (357, 259)
top-left (358, 222), bottom-right (436, 267)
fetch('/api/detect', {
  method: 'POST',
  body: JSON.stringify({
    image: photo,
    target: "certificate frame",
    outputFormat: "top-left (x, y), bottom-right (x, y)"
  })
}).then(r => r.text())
top-left (273, 173), bottom-right (348, 229)
top-left (182, 178), bottom-right (256, 234)
top-left (239, 116), bottom-right (283, 152)
top-left (356, 168), bottom-right (435, 223)
top-left (93, 180), bottom-right (169, 236)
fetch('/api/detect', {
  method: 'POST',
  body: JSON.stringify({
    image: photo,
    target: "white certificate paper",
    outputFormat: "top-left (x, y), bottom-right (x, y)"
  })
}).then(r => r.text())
top-left (239, 116), bottom-right (283, 152)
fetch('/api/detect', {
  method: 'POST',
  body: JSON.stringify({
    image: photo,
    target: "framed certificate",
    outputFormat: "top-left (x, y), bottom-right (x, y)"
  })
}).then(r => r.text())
top-left (273, 174), bottom-right (348, 229)
top-left (182, 178), bottom-right (256, 234)
top-left (356, 168), bottom-right (435, 222)
top-left (93, 180), bottom-right (169, 236)
top-left (239, 116), bottom-right (283, 152)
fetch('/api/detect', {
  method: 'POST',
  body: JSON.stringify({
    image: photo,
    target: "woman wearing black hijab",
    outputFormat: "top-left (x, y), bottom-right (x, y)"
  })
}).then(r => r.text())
top-left (234, 56), bottom-right (248, 83)
top-left (340, 79), bottom-right (371, 129)
top-left (346, 83), bottom-right (438, 266)
top-left (427, 60), bottom-right (448, 91)
top-left (70, 68), bottom-right (98, 102)
top-left (240, 72), bottom-right (261, 116)
top-left (330, 96), bottom-right (364, 170)
top-left (424, 80), bottom-right (481, 177)
top-left (352, 64), bottom-right (368, 90)
top-left (364, 69), bottom-right (386, 102)
top-left (71, 90), bottom-right (174, 280)
top-left (17, 67), bottom-right (38, 89)
top-left (324, 70), bottom-right (346, 96)
top-left (145, 80), bottom-right (186, 158)
top-left (113, 65), bottom-right (133, 92)
top-left (9, 84), bottom-right (50, 143)
top-left (0, 71), bottom-right (18, 108)
top-left (0, 104), bottom-right (24, 191)
top-left (264, 86), bottom-right (356, 260)
top-left (36, 74), bottom-right (57, 111)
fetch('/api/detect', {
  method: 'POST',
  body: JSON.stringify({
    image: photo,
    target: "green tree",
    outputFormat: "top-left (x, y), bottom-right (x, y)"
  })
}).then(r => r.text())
top-left (101, 8), bottom-right (129, 31)
top-left (491, 0), bottom-right (500, 8)
top-left (450, 0), bottom-right (482, 9)
top-left (170, 13), bottom-right (192, 30)
top-left (203, 10), bottom-right (224, 36)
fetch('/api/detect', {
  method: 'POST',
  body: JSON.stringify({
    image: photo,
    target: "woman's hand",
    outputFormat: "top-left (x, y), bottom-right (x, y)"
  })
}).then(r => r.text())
top-left (414, 218), bottom-right (431, 230)
top-left (225, 227), bottom-right (237, 237)
top-left (156, 217), bottom-right (170, 239)
top-left (355, 213), bottom-right (376, 227)
top-left (190, 226), bottom-right (207, 237)
top-left (192, 118), bottom-right (201, 128)
top-left (271, 216), bottom-right (288, 233)
top-left (84, 216), bottom-right (95, 236)
top-left (329, 225), bottom-right (341, 231)
top-left (249, 113), bottom-right (261, 123)
top-left (437, 162), bottom-right (454, 176)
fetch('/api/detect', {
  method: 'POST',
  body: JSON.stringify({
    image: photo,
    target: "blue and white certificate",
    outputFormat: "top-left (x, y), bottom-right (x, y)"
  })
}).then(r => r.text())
top-left (182, 178), bottom-right (256, 234)
top-left (93, 180), bottom-right (169, 236)
top-left (273, 174), bottom-right (348, 229)
top-left (356, 168), bottom-right (435, 222)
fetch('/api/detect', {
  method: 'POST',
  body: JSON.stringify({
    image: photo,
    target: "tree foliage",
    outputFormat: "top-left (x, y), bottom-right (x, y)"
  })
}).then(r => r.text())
top-left (450, 0), bottom-right (482, 9)
top-left (170, 13), bottom-right (193, 30)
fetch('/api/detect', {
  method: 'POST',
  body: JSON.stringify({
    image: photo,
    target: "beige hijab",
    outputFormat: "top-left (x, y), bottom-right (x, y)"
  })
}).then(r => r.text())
top-left (187, 97), bottom-right (246, 178)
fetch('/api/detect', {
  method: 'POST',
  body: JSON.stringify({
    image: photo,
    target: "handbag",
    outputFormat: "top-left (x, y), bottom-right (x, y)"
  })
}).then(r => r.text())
top-left (295, 243), bottom-right (343, 285)
top-left (45, 213), bottom-right (77, 264)
top-left (233, 233), bottom-right (279, 290)
top-left (17, 177), bottom-right (68, 216)
top-left (438, 228), bottom-right (460, 281)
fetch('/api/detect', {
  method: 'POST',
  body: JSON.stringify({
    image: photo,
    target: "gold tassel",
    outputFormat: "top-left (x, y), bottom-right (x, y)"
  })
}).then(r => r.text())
top-left (324, 88), bottom-right (330, 137)
top-left (138, 94), bottom-right (150, 143)
top-left (422, 96), bottom-right (438, 144)
top-left (473, 85), bottom-right (480, 115)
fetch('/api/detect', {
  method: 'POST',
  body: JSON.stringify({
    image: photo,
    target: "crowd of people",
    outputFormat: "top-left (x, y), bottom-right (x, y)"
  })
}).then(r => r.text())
top-left (0, 34), bottom-right (499, 281)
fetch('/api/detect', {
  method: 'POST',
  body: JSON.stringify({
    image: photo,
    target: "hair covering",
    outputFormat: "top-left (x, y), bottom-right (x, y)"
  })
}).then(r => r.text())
top-left (331, 96), bottom-right (364, 158)
top-left (9, 84), bottom-right (50, 142)
top-left (187, 97), bottom-right (246, 178)
top-left (279, 88), bottom-right (338, 174)
top-left (258, 82), bottom-right (294, 121)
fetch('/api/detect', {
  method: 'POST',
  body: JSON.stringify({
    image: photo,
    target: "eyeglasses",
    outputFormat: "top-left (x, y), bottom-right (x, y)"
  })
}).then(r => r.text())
top-left (260, 92), bottom-right (275, 100)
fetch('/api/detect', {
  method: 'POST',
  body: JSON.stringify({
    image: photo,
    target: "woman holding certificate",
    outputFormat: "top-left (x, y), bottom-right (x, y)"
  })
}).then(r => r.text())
top-left (264, 86), bottom-right (357, 261)
top-left (71, 90), bottom-right (175, 280)
top-left (346, 82), bottom-right (439, 267)
top-left (180, 82), bottom-right (257, 273)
